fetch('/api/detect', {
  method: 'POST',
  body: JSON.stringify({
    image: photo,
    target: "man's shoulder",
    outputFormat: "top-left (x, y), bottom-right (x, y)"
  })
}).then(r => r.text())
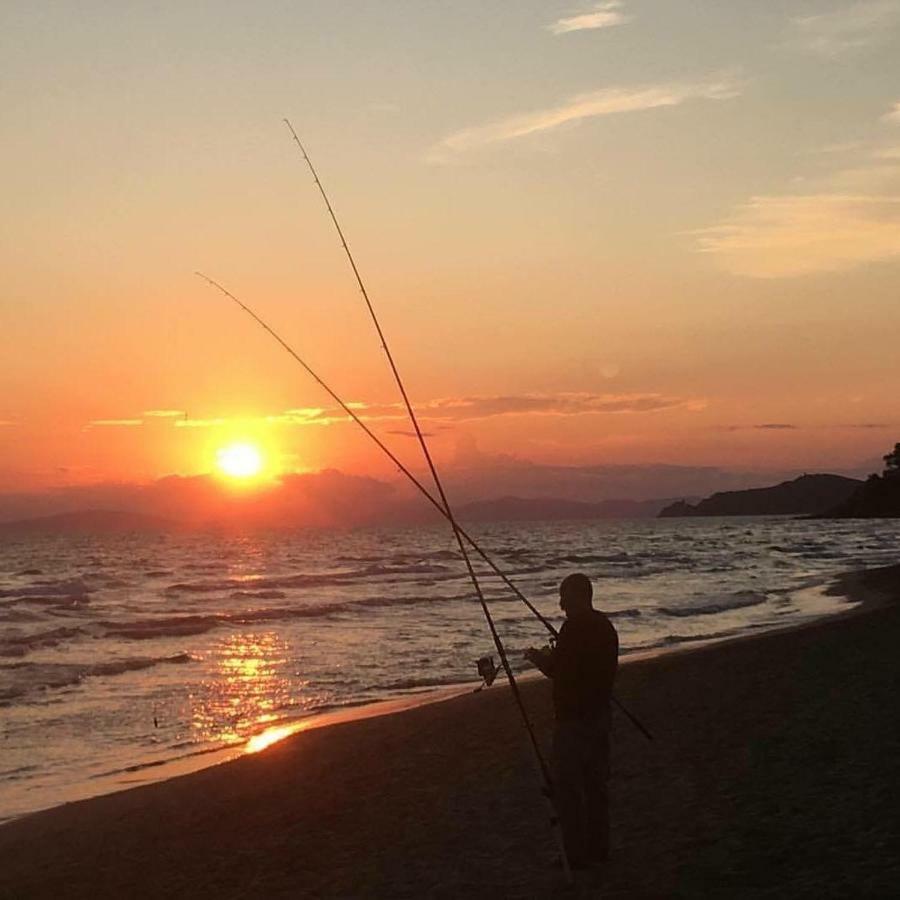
top-left (591, 609), bottom-right (619, 639)
top-left (564, 610), bottom-right (616, 638)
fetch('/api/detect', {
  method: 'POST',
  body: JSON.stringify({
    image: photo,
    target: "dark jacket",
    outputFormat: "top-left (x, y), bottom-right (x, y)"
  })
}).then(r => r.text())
top-left (534, 609), bottom-right (618, 721)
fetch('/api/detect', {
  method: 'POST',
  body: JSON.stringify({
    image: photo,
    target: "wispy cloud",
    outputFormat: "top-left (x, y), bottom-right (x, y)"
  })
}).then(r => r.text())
top-left (696, 117), bottom-right (900, 278)
top-left (727, 423), bottom-right (797, 432)
top-left (725, 422), bottom-right (894, 432)
top-left (88, 419), bottom-right (143, 427)
top-left (278, 392), bottom-right (703, 424)
top-left (0, 420), bottom-right (14, 426)
top-left (787, 1), bottom-right (899, 57)
top-left (429, 76), bottom-right (740, 161)
top-left (414, 393), bottom-right (699, 419)
top-left (173, 418), bottom-right (229, 428)
top-left (808, 140), bottom-right (865, 155)
top-left (882, 100), bottom-right (900, 124)
top-left (86, 393), bottom-right (703, 437)
top-left (279, 408), bottom-right (328, 421)
top-left (548, 2), bottom-right (631, 35)
top-left (143, 409), bottom-right (186, 418)
top-left (695, 192), bottom-right (900, 277)
top-left (265, 408), bottom-right (351, 427)
top-left (386, 429), bottom-right (439, 439)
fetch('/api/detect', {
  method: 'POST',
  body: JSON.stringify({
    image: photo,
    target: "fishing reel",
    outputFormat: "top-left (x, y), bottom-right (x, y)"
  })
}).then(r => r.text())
top-left (475, 655), bottom-right (500, 691)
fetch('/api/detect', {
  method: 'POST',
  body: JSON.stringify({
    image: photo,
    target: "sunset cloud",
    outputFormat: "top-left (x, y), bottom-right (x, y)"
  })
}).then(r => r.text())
top-left (882, 101), bottom-right (900, 124)
top-left (143, 409), bottom-right (186, 418)
top-left (88, 419), bottom-right (143, 427)
top-left (173, 418), bottom-right (229, 428)
top-left (724, 422), bottom-right (895, 432)
top-left (386, 429), bottom-right (439, 439)
top-left (277, 392), bottom-right (702, 425)
top-left (429, 77), bottom-right (739, 160)
top-left (548, 2), bottom-right (631, 35)
top-left (726, 423), bottom-right (798, 432)
top-left (83, 392), bottom-right (704, 442)
top-left (414, 392), bottom-right (697, 419)
top-left (695, 192), bottom-right (900, 277)
top-left (696, 120), bottom-right (900, 279)
top-left (787, 1), bottom-right (899, 57)
top-left (274, 408), bottom-right (334, 425)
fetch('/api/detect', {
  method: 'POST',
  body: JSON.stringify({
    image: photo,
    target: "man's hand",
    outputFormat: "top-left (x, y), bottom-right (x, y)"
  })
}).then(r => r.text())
top-left (524, 646), bottom-right (550, 666)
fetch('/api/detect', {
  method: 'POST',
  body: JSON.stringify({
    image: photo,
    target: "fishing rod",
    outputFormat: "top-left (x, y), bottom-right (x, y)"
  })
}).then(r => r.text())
top-left (284, 122), bottom-right (651, 744)
top-left (281, 120), bottom-right (573, 879)
top-left (195, 272), bottom-right (554, 634)
top-left (197, 271), bottom-right (652, 745)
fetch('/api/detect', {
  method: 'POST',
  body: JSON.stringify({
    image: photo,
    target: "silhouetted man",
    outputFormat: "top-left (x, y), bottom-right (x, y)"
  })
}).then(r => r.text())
top-left (525, 573), bottom-right (618, 869)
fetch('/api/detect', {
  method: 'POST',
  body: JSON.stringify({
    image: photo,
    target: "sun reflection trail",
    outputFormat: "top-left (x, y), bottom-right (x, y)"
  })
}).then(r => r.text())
top-left (245, 721), bottom-right (312, 754)
top-left (191, 631), bottom-right (295, 746)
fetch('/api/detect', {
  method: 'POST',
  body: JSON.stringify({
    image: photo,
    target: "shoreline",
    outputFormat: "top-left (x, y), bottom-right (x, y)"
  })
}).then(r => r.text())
top-left (1, 562), bottom-right (898, 896)
top-left (0, 567), bottom-right (876, 825)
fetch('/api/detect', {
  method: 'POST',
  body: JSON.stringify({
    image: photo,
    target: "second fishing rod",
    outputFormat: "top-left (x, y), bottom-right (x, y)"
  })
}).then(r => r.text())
top-left (281, 119), bottom-right (574, 880)
top-left (197, 129), bottom-right (652, 743)
top-left (198, 268), bottom-right (651, 747)
top-left (281, 121), bottom-right (652, 745)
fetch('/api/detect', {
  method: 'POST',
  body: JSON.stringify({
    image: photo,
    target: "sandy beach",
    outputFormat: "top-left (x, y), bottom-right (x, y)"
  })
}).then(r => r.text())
top-left (1, 564), bottom-right (898, 899)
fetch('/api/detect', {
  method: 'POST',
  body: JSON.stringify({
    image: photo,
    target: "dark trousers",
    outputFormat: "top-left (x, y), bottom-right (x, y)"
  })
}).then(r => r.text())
top-left (552, 712), bottom-right (611, 865)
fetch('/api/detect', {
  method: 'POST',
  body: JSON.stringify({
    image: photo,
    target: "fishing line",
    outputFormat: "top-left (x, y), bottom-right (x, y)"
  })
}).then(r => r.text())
top-left (283, 119), bottom-right (573, 879)
top-left (281, 121), bottom-right (651, 744)
top-left (195, 169), bottom-right (652, 742)
top-left (194, 276), bottom-right (651, 743)
top-left (195, 272), bottom-right (555, 635)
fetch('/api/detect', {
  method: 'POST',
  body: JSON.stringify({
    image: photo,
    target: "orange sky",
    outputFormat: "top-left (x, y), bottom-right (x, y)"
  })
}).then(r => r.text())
top-left (1, 2), bottom-right (898, 498)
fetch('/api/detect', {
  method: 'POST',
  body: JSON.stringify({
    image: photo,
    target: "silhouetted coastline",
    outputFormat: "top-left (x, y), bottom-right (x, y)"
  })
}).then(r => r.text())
top-left (659, 473), bottom-right (861, 517)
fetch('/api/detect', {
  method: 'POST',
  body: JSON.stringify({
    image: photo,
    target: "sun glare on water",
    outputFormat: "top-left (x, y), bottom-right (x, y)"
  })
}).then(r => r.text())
top-left (216, 442), bottom-right (264, 480)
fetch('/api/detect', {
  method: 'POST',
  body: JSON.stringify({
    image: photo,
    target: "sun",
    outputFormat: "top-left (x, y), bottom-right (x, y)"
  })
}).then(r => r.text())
top-left (216, 442), bottom-right (264, 479)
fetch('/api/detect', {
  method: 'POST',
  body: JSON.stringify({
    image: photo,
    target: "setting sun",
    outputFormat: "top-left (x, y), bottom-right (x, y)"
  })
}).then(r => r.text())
top-left (216, 442), bottom-right (263, 479)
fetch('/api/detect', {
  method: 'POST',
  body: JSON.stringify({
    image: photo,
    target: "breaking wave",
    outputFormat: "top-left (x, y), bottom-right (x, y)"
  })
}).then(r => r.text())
top-left (658, 591), bottom-right (768, 618)
top-left (99, 590), bottom-right (483, 640)
top-left (0, 653), bottom-right (194, 703)
top-left (0, 580), bottom-right (91, 601)
top-left (163, 563), bottom-right (454, 596)
top-left (0, 626), bottom-right (86, 658)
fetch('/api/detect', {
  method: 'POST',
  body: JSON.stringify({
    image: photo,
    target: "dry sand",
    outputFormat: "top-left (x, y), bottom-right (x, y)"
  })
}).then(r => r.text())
top-left (1, 565), bottom-right (898, 899)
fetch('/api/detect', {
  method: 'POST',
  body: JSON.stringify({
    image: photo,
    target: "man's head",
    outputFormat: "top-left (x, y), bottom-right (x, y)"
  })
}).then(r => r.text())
top-left (559, 573), bottom-right (593, 617)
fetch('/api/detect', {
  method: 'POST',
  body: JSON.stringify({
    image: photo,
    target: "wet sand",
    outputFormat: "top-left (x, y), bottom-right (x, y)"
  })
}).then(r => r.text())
top-left (1, 565), bottom-right (898, 898)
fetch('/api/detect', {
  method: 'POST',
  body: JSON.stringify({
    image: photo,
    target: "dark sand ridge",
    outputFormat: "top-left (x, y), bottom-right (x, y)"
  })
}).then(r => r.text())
top-left (1, 566), bottom-right (898, 898)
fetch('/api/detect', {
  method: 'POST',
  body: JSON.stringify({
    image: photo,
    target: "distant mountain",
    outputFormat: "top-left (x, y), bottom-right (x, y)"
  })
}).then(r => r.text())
top-left (0, 509), bottom-right (177, 533)
top-left (457, 496), bottom-right (678, 522)
top-left (820, 444), bottom-right (900, 518)
top-left (658, 474), bottom-right (862, 518)
top-left (0, 497), bottom-right (680, 532)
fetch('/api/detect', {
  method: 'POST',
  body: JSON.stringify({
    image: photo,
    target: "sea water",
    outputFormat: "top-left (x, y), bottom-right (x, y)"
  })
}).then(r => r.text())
top-left (1, 516), bottom-right (897, 820)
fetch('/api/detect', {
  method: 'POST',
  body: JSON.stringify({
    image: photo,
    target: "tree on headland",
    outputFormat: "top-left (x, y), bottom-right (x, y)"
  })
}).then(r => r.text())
top-left (883, 443), bottom-right (900, 479)
top-left (821, 441), bottom-right (900, 517)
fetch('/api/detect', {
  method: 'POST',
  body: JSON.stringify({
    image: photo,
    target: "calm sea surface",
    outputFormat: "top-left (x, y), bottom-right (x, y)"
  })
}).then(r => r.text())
top-left (1, 516), bottom-right (897, 820)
